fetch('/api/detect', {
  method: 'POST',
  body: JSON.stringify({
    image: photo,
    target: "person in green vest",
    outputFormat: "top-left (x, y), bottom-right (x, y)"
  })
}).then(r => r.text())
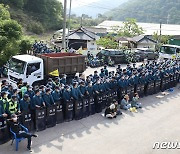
top-left (6, 95), bottom-right (21, 117)
top-left (0, 91), bottom-right (9, 112)
top-left (20, 82), bottom-right (28, 98)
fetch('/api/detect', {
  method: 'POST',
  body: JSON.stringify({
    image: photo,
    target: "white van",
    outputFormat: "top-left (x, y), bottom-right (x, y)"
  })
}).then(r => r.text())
top-left (159, 44), bottom-right (180, 60)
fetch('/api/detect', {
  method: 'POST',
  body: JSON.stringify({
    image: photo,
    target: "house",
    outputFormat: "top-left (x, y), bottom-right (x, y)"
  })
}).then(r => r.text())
top-left (66, 27), bottom-right (100, 51)
top-left (116, 35), bottom-right (157, 49)
top-left (115, 37), bottom-right (132, 48)
top-left (129, 35), bottom-right (157, 48)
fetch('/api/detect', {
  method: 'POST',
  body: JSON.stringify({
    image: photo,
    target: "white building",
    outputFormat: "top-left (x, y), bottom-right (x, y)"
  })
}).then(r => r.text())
top-left (97, 20), bottom-right (180, 36)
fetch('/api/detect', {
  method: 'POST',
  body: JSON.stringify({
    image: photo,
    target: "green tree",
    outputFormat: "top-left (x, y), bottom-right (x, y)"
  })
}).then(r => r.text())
top-left (0, 5), bottom-right (22, 66)
top-left (19, 39), bottom-right (32, 54)
top-left (0, 4), bottom-right (10, 20)
top-left (118, 18), bottom-right (144, 37)
top-left (96, 36), bottom-right (118, 49)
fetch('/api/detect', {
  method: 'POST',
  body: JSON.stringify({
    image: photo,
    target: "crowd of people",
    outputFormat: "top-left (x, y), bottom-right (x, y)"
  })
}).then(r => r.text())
top-left (0, 59), bottom-right (180, 150)
top-left (32, 40), bottom-right (62, 54)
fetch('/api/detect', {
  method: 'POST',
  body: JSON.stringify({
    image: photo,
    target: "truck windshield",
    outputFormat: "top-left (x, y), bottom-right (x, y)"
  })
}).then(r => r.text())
top-left (160, 46), bottom-right (176, 54)
top-left (8, 58), bottom-right (26, 74)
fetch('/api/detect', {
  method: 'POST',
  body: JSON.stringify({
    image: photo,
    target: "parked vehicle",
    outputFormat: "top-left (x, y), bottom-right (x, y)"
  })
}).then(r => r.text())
top-left (159, 44), bottom-right (180, 60)
top-left (134, 48), bottom-right (159, 61)
top-left (7, 53), bottom-right (86, 86)
top-left (96, 49), bottom-right (139, 64)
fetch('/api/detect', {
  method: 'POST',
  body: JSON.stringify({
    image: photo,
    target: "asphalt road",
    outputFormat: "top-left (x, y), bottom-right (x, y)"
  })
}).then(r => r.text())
top-left (1, 64), bottom-right (180, 154)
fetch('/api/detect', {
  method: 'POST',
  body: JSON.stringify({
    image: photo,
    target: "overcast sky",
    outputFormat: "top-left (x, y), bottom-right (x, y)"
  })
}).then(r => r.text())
top-left (59, 0), bottom-right (98, 8)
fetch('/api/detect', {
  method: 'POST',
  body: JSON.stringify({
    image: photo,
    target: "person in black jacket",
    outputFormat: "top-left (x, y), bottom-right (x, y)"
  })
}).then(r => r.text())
top-left (8, 114), bottom-right (38, 152)
top-left (104, 104), bottom-right (116, 119)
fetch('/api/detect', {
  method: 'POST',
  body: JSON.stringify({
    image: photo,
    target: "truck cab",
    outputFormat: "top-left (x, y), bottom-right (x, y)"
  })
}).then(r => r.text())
top-left (8, 55), bottom-right (44, 86)
top-left (159, 44), bottom-right (180, 60)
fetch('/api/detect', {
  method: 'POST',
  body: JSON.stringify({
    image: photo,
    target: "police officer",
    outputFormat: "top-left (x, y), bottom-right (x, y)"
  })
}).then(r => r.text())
top-left (31, 89), bottom-right (45, 110)
top-left (25, 86), bottom-right (35, 100)
top-left (42, 88), bottom-right (55, 107)
top-left (20, 94), bottom-right (31, 112)
top-left (6, 95), bottom-right (21, 117)
top-left (71, 82), bottom-right (83, 101)
top-left (79, 81), bottom-right (89, 97)
top-left (60, 74), bottom-right (67, 85)
top-left (0, 91), bottom-right (9, 113)
top-left (1, 80), bottom-right (8, 92)
top-left (62, 86), bottom-right (72, 102)
top-left (52, 86), bottom-right (61, 103)
top-left (0, 101), bottom-right (7, 118)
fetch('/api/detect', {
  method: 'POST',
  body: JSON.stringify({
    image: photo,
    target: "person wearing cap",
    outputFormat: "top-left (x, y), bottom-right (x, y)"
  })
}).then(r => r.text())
top-left (17, 79), bottom-right (23, 89)
top-left (99, 69), bottom-right (105, 78)
top-left (20, 82), bottom-right (28, 98)
top-left (86, 82), bottom-right (94, 96)
top-left (71, 82), bottom-right (83, 100)
top-left (60, 74), bottom-right (67, 85)
top-left (31, 89), bottom-right (45, 110)
top-left (62, 86), bottom-right (72, 102)
top-left (93, 71), bottom-right (99, 83)
top-left (6, 95), bottom-right (21, 116)
top-left (39, 85), bottom-right (46, 98)
top-left (7, 85), bottom-right (14, 99)
top-left (1, 80), bottom-right (8, 92)
top-left (46, 78), bottom-right (53, 89)
top-left (52, 86), bottom-right (61, 103)
top-left (93, 79), bottom-right (101, 95)
top-left (79, 81), bottom-right (89, 97)
top-left (8, 114), bottom-right (38, 152)
top-left (0, 91), bottom-right (10, 113)
top-left (42, 88), bottom-right (55, 107)
top-left (25, 86), bottom-right (35, 100)
top-left (20, 94), bottom-right (31, 112)
top-left (104, 104), bottom-right (116, 119)
top-left (131, 93), bottom-right (142, 109)
top-left (104, 65), bottom-right (108, 76)
top-left (13, 89), bottom-right (21, 102)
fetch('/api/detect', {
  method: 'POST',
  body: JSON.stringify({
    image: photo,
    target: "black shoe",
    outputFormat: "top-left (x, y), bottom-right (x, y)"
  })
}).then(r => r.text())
top-left (32, 134), bottom-right (38, 138)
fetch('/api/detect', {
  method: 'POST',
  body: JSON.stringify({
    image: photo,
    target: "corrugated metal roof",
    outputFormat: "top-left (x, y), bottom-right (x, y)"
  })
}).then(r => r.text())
top-left (97, 20), bottom-right (180, 36)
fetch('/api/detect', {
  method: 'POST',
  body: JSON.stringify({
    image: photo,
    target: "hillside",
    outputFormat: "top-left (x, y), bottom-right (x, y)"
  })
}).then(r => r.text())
top-left (72, 0), bottom-right (128, 18)
top-left (106, 0), bottom-right (180, 24)
top-left (0, 0), bottom-right (63, 34)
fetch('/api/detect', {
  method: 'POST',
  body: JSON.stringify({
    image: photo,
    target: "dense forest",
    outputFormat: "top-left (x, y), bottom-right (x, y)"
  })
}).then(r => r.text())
top-left (107, 0), bottom-right (180, 24)
top-left (0, 0), bottom-right (64, 34)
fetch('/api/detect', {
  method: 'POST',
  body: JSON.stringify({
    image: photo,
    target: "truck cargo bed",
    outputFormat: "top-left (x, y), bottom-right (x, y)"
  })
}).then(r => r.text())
top-left (38, 53), bottom-right (86, 76)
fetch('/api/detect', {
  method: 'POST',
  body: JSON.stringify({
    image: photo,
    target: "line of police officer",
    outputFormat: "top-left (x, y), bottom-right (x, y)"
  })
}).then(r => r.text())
top-left (0, 59), bottom-right (180, 142)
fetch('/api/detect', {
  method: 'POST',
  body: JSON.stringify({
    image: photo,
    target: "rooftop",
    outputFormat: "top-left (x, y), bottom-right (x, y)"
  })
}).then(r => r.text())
top-left (13, 55), bottom-right (42, 63)
top-left (97, 20), bottom-right (180, 36)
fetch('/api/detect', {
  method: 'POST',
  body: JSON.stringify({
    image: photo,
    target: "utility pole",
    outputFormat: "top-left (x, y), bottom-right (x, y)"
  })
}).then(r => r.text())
top-left (67, 0), bottom-right (72, 50)
top-left (167, 14), bottom-right (170, 24)
top-left (62, 0), bottom-right (67, 50)
top-left (159, 21), bottom-right (162, 43)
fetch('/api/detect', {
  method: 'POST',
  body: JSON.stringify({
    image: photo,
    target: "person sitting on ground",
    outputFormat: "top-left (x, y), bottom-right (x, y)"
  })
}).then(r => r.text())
top-left (131, 93), bottom-right (142, 109)
top-left (113, 99), bottom-right (122, 115)
top-left (8, 114), bottom-right (38, 152)
top-left (104, 104), bottom-right (117, 119)
top-left (120, 95), bottom-right (132, 110)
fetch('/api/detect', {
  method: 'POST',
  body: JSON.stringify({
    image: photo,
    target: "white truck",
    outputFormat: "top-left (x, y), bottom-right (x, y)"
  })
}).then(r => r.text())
top-left (7, 53), bottom-right (86, 86)
top-left (159, 44), bottom-right (180, 60)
